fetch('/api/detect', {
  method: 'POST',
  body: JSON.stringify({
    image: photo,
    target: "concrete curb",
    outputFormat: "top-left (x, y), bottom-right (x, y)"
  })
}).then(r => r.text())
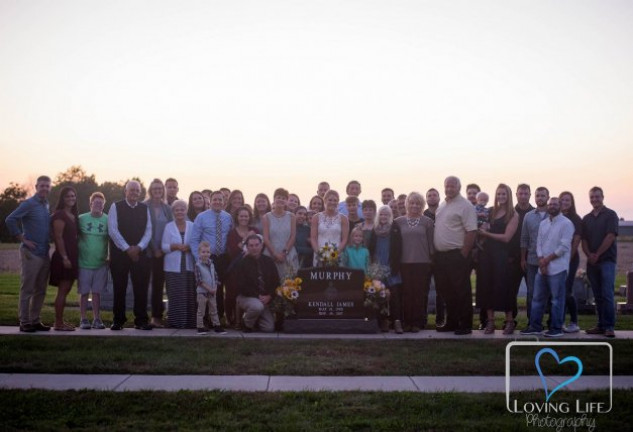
top-left (1, 373), bottom-right (630, 392)
top-left (2, 326), bottom-right (632, 340)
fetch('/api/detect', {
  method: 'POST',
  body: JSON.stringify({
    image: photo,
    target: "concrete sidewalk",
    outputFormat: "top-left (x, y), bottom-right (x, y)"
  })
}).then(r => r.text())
top-left (2, 326), bottom-right (632, 340)
top-left (1, 373), bottom-right (629, 392)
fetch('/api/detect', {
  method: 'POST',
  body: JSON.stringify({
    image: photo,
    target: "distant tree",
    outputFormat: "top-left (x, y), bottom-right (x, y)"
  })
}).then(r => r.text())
top-left (49, 165), bottom-right (98, 214)
top-left (98, 181), bottom-right (126, 210)
top-left (0, 182), bottom-right (29, 242)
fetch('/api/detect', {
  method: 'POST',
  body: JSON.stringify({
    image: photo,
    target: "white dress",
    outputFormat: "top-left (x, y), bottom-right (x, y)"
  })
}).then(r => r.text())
top-left (263, 211), bottom-right (299, 278)
top-left (314, 212), bottom-right (343, 266)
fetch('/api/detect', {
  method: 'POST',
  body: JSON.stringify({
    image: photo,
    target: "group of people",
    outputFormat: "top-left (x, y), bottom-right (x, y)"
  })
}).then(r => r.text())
top-left (5, 175), bottom-right (619, 337)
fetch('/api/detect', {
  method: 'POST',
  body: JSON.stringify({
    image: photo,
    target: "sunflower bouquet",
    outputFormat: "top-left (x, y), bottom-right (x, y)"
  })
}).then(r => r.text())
top-left (363, 263), bottom-right (390, 316)
top-left (271, 274), bottom-right (303, 318)
top-left (317, 242), bottom-right (340, 267)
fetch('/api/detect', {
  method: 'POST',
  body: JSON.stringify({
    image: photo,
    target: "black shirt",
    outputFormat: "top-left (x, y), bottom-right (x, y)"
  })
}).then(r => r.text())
top-left (581, 206), bottom-right (618, 263)
top-left (236, 254), bottom-right (280, 298)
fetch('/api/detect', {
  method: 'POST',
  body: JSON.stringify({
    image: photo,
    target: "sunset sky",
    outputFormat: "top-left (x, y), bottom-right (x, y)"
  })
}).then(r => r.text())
top-left (1, 0), bottom-right (631, 218)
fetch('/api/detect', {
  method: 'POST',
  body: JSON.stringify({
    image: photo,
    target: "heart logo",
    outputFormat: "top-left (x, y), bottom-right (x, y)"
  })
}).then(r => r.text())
top-left (535, 348), bottom-right (583, 402)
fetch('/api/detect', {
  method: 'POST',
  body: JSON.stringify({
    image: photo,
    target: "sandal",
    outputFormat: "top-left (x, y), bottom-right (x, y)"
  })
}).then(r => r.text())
top-left (54, 322), bottom-right (75, 331)
top-left (484, 321), bottom-right (495, 334)
top-left (503, 320), bottom-right (516, 335)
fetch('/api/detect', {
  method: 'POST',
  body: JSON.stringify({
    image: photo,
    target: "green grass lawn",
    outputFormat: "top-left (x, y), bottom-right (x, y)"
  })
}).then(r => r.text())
top-left (1, 390), bottom-right (630, 432)
top-left (1, 336), bottom-right (630, 376)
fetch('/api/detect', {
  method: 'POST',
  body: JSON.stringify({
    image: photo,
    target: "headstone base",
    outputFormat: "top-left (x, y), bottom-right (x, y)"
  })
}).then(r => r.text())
top-left (283, 319), bottom-right (379, 334)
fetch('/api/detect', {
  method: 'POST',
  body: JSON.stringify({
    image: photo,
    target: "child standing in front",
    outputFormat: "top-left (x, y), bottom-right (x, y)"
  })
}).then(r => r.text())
top-left (342, 226), bottom-right (370, 273)
top-left (195, 241), bottom-right (226, 335)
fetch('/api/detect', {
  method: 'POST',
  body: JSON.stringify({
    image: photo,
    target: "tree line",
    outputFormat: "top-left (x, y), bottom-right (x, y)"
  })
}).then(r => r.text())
top-left (0, 166), bottom-right (146, 243)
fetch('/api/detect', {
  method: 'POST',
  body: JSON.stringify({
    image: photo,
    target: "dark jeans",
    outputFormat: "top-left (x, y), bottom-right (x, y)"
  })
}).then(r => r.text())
top-left (400, 263), bottom-right (432, 327)
top-left (150, 255), bottom-right (165, 319)
top-left (586, 260), bottom-right (616, 331)
top-left (434, 249), bottom-right (473, 331)
top-left (110, 250), bottom-right (150, 326)
top-left (564, 254), bottom-right (579, 324)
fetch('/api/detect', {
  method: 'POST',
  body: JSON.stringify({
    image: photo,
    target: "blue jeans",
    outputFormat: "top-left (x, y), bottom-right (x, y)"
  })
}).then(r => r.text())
top-left (530, 270), bottom-right (567, 332)
top-left (564, 254), bottom-right (579, 323)
top-left (525, 264), bottom-right (539, 321)
top-left (586, 261), bottom-right (616, 331)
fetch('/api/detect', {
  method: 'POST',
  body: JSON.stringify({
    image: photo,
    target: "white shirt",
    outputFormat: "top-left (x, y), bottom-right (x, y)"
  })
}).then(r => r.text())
top-left (107, 199), bottom-right (152, 252)
top-left (536, 213), bottom-right (574, 276)
top-left (161, 220), bottom-right (194, 272)
top-left (434, 194), bottom-right (478, 251)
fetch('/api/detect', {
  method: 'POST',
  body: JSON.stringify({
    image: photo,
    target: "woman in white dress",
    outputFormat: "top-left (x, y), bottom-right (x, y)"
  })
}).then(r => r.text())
top-left (263, 188), bottom-right (299, 278)
top-left (310, 189), bottom-right (349, 266)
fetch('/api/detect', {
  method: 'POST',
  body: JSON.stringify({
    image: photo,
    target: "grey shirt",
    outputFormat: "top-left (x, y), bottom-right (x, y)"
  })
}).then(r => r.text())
top-left (520, 209), bottom-right (548, 266)
top-left (395, 216), bottom-right (434, 264)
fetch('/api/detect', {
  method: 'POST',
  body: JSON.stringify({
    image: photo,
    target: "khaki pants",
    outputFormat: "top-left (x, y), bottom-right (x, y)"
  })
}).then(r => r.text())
top-left (236, 295), bottom-right (274, 332)
top-left (197, 293), bottom-right (220, 329)
top-left (19, 248), bottom-right (50, 325)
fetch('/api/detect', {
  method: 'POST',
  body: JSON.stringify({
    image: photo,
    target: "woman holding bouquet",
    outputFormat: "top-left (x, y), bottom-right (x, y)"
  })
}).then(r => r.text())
top-left (369, 205), bottom-right (403, 333)
top-left (310, 189), bottom-right (349, 266)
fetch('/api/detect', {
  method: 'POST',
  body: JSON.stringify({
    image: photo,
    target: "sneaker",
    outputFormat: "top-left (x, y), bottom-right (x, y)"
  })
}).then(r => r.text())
top-left (520, 327), bottom-right (542, 335)
top-left (563, 323), bottom-right (580, 333)
top-left (214, 326), bottom-right (227, 335)
top-left (92, 319), bottom-right (106, 330)
top-left (544, 330), bottom-right (564, 338)
top-left (32, 322), bottom-right (51, 331)
top-left (585, 326), bottom-right (605, 335)
top-left (110, 323), bottom-right (124, 331)
top-left (197, 328), bottom-right (208, 335)
top-left (79, 319), bottom-right (92, 330)
top-left (604, 329), bottom-right (615, 338)
top-left (19, 324), bottom-right (36, 333)
top-left (394, 320), bottom-right (404, 334)
top-left (134, 323), bottom-right (153, 331)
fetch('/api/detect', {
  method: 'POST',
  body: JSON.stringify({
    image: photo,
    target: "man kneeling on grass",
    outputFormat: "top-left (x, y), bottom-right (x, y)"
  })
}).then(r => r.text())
top-left (236, 234), bottom-right (280, 333)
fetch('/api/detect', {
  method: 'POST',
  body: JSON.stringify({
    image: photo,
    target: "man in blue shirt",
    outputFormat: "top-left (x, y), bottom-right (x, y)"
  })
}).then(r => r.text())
top-left (190, 190), bottom-right (233, 322)
top-left (5, 175), bottom-right (52, 333)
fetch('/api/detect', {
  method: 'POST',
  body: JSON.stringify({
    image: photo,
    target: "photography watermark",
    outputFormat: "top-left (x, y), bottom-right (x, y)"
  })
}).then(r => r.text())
top-left (506, 342), bottom-right (612, 431)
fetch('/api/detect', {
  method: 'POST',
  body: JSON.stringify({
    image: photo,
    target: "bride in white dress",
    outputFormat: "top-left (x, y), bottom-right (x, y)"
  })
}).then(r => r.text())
top-left (310, 189), bottom-right (349, 266)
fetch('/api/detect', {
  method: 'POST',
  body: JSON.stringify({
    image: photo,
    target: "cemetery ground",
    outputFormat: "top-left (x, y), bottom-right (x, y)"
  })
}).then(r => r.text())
top-left (1, 242), bottom-right (632, 431)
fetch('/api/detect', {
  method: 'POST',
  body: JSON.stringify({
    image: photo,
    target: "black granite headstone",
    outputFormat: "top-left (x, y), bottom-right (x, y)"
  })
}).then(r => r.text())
top-left (283, 267), bottom-right (379, 333)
